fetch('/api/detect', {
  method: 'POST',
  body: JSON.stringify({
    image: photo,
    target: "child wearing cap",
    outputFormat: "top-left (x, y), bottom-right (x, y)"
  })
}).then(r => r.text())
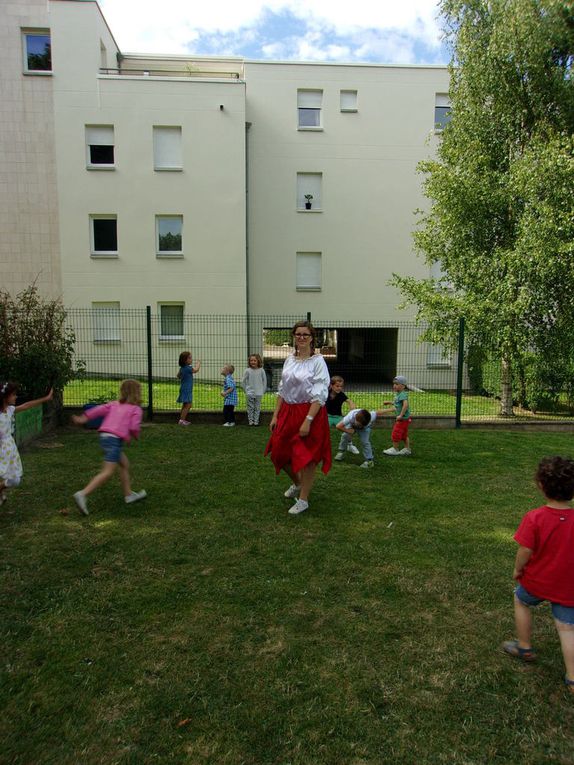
top-left (382, 375), bottom-right (412, 456)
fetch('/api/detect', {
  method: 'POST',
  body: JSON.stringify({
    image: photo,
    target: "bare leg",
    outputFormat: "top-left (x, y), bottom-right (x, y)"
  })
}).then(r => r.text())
top-left (118, 452), bottom-right (132, 497)
top-left (299, 462), bottom-right (316, 502)
top-left (179, 403), bottom-right (191, 421)
top-left (514, 595), bottom-right (533, 649)
top-left (283, 462), bottom-right (301, 487)
top-left (555, 620), bottom-right (574, 682)
top-left (82, 461), bottom-right (117, 496)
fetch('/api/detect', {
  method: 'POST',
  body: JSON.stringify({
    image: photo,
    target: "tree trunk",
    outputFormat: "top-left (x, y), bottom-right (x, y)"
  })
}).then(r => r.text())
top-left (500, 357), bottom-right (514, 417)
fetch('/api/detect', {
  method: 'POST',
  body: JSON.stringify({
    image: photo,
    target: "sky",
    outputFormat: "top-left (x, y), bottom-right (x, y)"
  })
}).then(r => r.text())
top-left (98, 0), bottom-right (450, 65)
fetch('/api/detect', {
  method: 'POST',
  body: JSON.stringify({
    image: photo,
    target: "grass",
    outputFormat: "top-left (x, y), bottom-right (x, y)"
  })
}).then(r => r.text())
top-left (64, 377), bottom-right (508, 419)
top-left (2, 426), bottom-right (574, 764)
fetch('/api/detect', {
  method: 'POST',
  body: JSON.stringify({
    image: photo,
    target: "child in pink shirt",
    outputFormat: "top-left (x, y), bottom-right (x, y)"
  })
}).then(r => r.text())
top-left (71, 379), bottom-right (146, 516)
top-left (503, 456), bottom-right (574, 695)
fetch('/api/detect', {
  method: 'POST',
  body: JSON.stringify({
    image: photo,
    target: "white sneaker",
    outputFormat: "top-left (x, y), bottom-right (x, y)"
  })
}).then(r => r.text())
top-left (347, 443), bottom-right (360, 455)
top-left (178, 419), bottom-right (190, 426)
top-left (125, 490), bottom-right (147, 504)
top-left (359, 460), bottom-right (374, 469)
top-left (288, 499), bottom-right (309, 515)
top-left (223, 422), bottom-right (236, 427)
top-left (334, 451), bottom-right (345, 461)
top-left (284, 484), bottom-right (300, 498)
top-left (74, 491), bottom-right (89, 516)
top-left (398, 448), bottom-right (412, 456)
top-left (383, 447), bottom-right (401, 456)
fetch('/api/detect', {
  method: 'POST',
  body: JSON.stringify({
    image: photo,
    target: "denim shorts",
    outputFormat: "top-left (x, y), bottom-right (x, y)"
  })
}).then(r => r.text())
top-left (99, 434), bottom-right (123, 463)
top-left (515, 584), bottom-right (574, 625)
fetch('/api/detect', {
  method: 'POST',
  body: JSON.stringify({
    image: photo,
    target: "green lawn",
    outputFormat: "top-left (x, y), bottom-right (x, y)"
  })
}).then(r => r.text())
top-left (1, 427), bottom-right (574, 764)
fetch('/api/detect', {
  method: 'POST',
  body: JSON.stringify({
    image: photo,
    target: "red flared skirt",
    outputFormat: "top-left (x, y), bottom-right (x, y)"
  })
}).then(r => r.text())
top-left (265, 402), bottom-right (332, 475)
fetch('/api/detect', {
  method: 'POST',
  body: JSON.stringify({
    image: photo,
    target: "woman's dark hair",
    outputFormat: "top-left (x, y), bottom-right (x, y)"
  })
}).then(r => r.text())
top-left (179, 351), bottom-right (192, 367)
top-left (292, 320), bottom-right (316, 356)
top-left (535, 456), bottom-right (574, 501)
top-left (0, 382), bottom-right (18, 408)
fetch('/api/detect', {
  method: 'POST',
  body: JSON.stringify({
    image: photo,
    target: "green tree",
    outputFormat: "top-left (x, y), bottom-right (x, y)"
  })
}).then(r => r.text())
top-left (391, 0), bottom-right (574, 415)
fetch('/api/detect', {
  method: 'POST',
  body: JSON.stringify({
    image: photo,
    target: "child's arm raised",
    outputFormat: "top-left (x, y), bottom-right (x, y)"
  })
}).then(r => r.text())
top-left (14, 388), bottom-right (53, 413)
top-left (193, 360), bottom-right (201, 373)
top-left (513, 545), bottom-right (533, 580)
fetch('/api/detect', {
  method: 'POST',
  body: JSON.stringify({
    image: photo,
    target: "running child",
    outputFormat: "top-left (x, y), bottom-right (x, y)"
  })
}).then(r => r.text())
top-left (72, 379), bottom-right (146, 515)
top-left (220, 364), bottom-right (237, 427)
top-left (382, 375), bottom-right (412, 456)
top-left (334, 407), bottom-right (386, 469)
top-left (177, 351), bottom-right (201, 426)
top-left (326, 375), bottom-right (359, 455)
top-left (502, 456), bottom-right (574, 695)
top-left (0, 382), bottom-right (53, 505)
top-left (242, 354), bottom-right (267, 426)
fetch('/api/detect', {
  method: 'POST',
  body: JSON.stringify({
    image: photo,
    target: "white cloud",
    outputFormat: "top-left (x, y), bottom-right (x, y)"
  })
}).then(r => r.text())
top-left (98, 0), bottom-right (444, 57)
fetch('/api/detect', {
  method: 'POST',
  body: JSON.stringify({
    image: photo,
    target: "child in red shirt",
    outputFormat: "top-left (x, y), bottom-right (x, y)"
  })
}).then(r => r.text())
top-left (503, 456), bottom-right (574, 695)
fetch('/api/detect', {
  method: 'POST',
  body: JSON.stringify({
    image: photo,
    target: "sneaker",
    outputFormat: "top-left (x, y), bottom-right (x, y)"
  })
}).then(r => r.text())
top-left (347, 443), bottom-right (360, 455)
top-left (222, 422), bottom-right (236, 427)
top-left (178, 419), bottom-right (190, 426)
top-left (288, 499), bottom-right (309, 515)
top-left (125, 490), bottom-right (147, 505)
top-left (284, 483), bottom-right (301, 499)
top-left (398, 448), bottom-right (412, 456)
top-left (73, 491), bottom-right (89, 516)
top-left (383, 447), bottom-right (401, 456)
top-left (359, 460), bottom-right (374, 469)
top-left (334, 451), bottom-right (345, 461)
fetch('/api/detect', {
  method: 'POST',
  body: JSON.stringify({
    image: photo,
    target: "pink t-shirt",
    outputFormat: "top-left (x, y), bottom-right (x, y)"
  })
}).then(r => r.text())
top-left (514, 505), bottom-right (574, 606)
top-left (85, 401), bottom-right (142, 444)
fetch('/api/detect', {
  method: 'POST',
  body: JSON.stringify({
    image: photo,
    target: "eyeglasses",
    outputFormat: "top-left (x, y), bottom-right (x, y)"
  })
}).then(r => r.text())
top-left (294, 333), bottom-right (312, 338)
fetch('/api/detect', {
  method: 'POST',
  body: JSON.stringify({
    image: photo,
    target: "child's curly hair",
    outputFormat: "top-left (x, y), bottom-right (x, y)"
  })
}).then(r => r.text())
top-left (119, 379), bottom-right (142, 406)
top-left (535, 456), bottom-right (574, 501)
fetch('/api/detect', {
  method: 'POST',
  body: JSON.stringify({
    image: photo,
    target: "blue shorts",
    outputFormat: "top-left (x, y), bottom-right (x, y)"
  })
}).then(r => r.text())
top-left (515, 584), bottom-right (574, 625)
top-left (99, 434), bottom-right (123, 463)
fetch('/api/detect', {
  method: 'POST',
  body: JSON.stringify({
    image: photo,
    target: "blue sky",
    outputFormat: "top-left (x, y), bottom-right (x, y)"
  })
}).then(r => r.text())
top-left (98, 0), bottom-right (450, 65)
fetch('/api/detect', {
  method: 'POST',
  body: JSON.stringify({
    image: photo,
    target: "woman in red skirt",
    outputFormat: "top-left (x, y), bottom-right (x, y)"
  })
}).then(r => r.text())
top-left (265, 320), bottom-right (331, 515)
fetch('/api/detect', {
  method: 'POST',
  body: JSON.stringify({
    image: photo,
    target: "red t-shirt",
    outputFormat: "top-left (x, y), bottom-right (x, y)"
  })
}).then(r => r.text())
top-left (514, 505), bottom-right (574, 606)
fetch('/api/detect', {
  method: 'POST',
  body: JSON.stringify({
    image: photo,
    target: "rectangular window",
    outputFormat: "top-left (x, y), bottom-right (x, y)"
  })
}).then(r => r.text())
top-left (153, 126), bottom-right (182, 171)
top-left (90, 215), bottom-right (118, 256)
top-left (92, 302), bottom-right (121, 343)
top-left (22, 30), bottom-right (51, 73)
top-left (296, 172), bottom-right (322, 211)
top-left (86, 126), bottom-right (115, 168)
top-left (340, 89), bottom-right (358, 112)
top-left (435, 94), bottom-right (452, 130)
top-left (156, 216), bottom-right (183, 256)
top-left (296, 252), bottom-right (322, 291)
top-left (297, 90), bottom-right (322, 129)
top-left (427, 343), bottom-right (452, 368)
top-left (159, 304), bottom-right (184, 340)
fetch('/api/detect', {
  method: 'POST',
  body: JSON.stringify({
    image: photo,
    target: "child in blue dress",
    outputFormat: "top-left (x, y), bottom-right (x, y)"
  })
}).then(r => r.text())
top-left (177, 351), bottom-right (201, 426)
top-left (220, 364), bottom-right (237, 427)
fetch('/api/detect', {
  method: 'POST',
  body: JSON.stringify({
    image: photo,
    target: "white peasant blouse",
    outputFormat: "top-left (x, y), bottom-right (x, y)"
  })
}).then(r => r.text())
top-left (278, 353), bottom-right (329, 406)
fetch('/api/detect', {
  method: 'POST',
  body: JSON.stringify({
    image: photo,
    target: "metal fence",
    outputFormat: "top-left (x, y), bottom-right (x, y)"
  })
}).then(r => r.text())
top-left (61, 308), bottom-right (574, 424)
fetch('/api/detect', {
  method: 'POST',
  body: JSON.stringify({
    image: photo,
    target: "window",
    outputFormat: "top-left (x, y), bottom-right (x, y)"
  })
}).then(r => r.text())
top-left (22, 30), bottom-right (51, 73)
top-left (297, 90), bottom-right (322, 129)
top-left (296, 172), bottom-right (322, 211)
top-left (90, 215), bottom-right (118, 256)
top-left (435, 94), bottom-right (452, 130)
top-left (340, 90), bottom-right (358, 112)
top-left (296, 252), bottom-right (322, 291)
top-left (86, 126), bottom-right (115, 168)
top-left (156, 216), bottom-right (183, 256)
top-left (427, 343), bottom-right (452, 368)
top-left (159, 304), bottom-right (184, 340)
top-left (153, 126), bottom-right (182, 171)
top-left (92, 302), bottom-right (121, 342)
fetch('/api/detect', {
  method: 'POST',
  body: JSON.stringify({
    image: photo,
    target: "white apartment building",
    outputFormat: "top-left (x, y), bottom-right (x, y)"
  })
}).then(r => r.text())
top-left (2, 0), bottom-right (454, 386)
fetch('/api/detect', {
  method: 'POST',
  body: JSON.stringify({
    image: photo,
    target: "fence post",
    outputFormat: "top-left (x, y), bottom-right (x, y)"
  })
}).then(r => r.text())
top-left (455, 317), bottom-right (465, 429)
top-left (146, 306), bottom-right (153, 421)
top-left (307, 311), bottom-right (311, 323)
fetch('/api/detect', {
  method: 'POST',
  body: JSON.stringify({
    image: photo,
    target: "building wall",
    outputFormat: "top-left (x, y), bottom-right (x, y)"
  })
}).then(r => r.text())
top-left (50, 1), bottom-right (247, 314)
top-left (0, 0), bottom-right (61, 298)
top-left (244, 61), bottom-right (450, 321)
